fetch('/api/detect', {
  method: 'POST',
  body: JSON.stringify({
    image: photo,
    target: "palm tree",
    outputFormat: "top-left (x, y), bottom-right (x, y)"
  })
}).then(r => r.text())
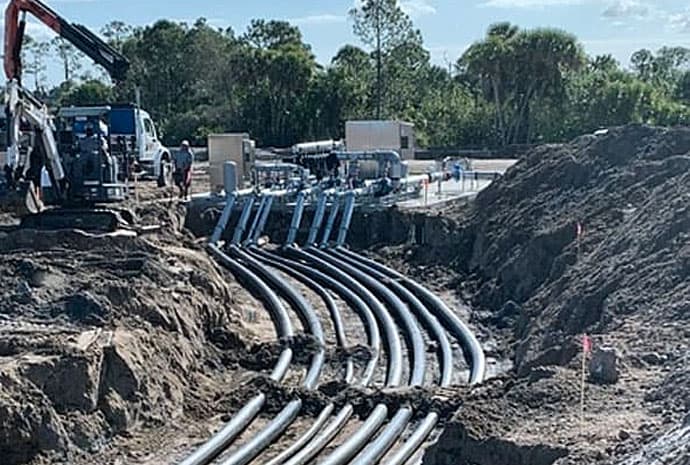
top-left (460, 23), bottom-right (584, 145)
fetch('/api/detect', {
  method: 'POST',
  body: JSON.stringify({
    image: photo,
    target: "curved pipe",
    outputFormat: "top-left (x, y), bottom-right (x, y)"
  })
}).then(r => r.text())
top-left (287, 247), bottom-right (403, 387)
top-left (314, 249), bottom-right (433, 465)
top-left (261, 404), bottom-right (336, 465)
top-left (218, 399), bottom-right (303, 465)
top-left (337, 247), bottom-right (486, 464)
top-left (310, 248), bottom-right (425, 387)
top-left (230, 245), bottom-right (324, 388)
top-left (215, 246), bottom-right (326, 465)
top-left (290, 248), bottom-right (423, 465)
top-left (280, 246), bottom-right (403, 465)
top-left (349, 408), bottom-right (413, 465)
top-left (317, 404), bottom-right (389, 465)
top-left (247, 247), bottom-right (354, 383)
top-left (330, 248), bottom-right (453, 387)
top-left (337, 247), bottom-right (486, 384)
top-left (382, 413), bottom-right (438, 465)
top-left (178, 244), bottom-right (294, 465)
top-left (329, 248), bottom-right (467, 464)
top-left (257, 247), bottom-right (379, 385)
top-left (246, 247), bottom-right (358, 465)
top-left (255, 247), bottom-right (383, 465)
top-left (281, 405), bottom-right (354, 465)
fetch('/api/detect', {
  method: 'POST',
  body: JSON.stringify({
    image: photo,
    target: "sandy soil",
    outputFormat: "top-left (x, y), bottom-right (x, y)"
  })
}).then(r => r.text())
top-left (373, 125), bottom-right (689, 465)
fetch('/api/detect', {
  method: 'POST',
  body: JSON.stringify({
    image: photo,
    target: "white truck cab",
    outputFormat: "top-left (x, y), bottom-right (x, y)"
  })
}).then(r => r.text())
top-left (57, 105), bottom-right (170, 178)
top-left (135, 108), bottom-right (169, 177)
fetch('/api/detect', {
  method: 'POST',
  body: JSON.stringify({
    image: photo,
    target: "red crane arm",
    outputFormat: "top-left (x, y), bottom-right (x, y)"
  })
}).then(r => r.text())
top-left (4, 0), bottom-right (62, 81)
top-left (4, 0), bottom-right (129, 83)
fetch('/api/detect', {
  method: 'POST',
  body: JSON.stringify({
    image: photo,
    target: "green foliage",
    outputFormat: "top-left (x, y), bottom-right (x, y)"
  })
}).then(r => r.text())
top-left (349, 0), bottom-right (422, 119)
top-left (459, 23), bottom-right (585, 145)
top-left (53, 79), bottom-right (114, 107)
top-left (33, 10), bottom-right (690, 150)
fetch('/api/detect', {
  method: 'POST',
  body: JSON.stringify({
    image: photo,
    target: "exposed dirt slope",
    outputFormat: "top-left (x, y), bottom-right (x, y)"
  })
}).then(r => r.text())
top-left (0, 204), bottom-right (252, 465)
top-left (381, 125), bottom-right (690, 465)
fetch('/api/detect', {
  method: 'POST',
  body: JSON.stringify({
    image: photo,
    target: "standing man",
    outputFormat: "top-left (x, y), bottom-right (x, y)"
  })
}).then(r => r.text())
top-left (173, 140), bottom-right (194, 200)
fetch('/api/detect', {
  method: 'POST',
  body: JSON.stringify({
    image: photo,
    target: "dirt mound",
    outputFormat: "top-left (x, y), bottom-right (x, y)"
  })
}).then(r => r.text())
top-left (0, 203), bottom-right (252, 464)
top-left (384, 125), bottom-right (690, 464)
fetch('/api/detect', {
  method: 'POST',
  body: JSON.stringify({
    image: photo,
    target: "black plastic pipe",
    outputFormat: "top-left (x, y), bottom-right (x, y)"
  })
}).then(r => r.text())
top-left (337, 247), bottom-right (486, 384)
top-left (214, 245), bottom-right (326, 465)
top-left (337, 247), bottom-right (486, 465)
top-left (289, 248), bottom-right (422, 465)
top-left (177, 244), bottom-right (294, 465)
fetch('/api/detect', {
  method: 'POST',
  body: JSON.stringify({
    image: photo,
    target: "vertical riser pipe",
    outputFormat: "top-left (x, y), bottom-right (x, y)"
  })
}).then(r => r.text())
top-left (231, 197), bottom-right (255, 245)
top-left (286, 193), bottom-right (306, 246)
top-left (320, 198), bottom-right (340, 248)
top-left (307, 193), bottom-right (328, 246)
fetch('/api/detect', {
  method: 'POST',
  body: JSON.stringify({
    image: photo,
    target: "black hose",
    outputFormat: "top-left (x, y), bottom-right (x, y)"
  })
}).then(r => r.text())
top-left (243, 247), bottom-right (354, 465)
top-left (177, 244), bottom-right (294, 465)
top-left (326, 248), bottom-right (457, 465)
top-left (215, 246), bottom-right (326, 465)
top-left (286, 247), bottom-right (403, 387)
top-left (330, 248), bottom-right (453, 386)
top-left (247, 247), bottom-right (354, 383)
top-left (337, 247), bottom-right (486, 465)
top-left (257, 247), bottom-right (384, 465)
top-left (254, 247), bottom-right (380, 385)
top-left (290, 248), bottom-right (424, 465)
top-left (337, 247), bottom-right (486, 384)
top-left (314, 249), bottom-right (434, 465)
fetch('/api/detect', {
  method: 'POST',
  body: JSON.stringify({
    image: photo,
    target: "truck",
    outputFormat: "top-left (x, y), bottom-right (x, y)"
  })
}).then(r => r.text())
top-left (57, 104), bottom-right (170, 180)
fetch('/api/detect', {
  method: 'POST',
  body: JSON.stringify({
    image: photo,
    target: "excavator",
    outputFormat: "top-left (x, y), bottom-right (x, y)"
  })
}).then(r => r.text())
top-left (2, 0), bottom-right (132, 230)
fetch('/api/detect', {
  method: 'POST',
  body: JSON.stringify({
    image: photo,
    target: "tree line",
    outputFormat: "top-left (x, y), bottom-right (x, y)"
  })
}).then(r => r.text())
top-left (18, 0), bottom-right (690, 149)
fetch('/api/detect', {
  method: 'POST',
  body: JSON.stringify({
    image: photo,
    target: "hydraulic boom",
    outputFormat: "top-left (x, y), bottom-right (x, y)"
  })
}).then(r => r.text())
top-left (4, 0), bottom-right (129, 83)
top-left (2, 0), bottom-right (131, 222)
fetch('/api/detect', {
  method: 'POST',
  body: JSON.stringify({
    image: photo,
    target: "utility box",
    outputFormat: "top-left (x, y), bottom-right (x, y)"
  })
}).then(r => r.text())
top-left (208, 133), bottom-right (255, 193)
top-left (345, 120), bottom-right (415, 160)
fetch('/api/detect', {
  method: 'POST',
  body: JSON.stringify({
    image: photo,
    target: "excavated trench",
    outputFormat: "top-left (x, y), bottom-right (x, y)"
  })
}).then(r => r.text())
top-left (171, 194), bottom-right (495, 465)
top-left (186, 202), bottom-right (455, 252)
top-left (188, 125), bottom-right (690, 465)
top-left (4, 125), bottom-right (687, 465)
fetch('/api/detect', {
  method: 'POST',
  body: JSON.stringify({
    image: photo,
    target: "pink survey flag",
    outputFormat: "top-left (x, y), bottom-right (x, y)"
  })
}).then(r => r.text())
top-left (582, 334), bottom-right (592, 354)
top-left (576, 222), bottom-right (584, 239)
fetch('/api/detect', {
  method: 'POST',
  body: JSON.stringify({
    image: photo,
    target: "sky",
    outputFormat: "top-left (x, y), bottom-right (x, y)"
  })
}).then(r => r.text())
top-left (7, 0), bottom-right (690, 85)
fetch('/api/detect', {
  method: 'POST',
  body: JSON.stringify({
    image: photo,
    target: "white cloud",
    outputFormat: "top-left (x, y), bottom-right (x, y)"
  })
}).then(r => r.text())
top-left (481, 0), bottom-right (587, 8)
top-left (289, 14), bottom-right (346, 26)
top-left (669, 10), bottom-right (690, 33)
top-left (400, 0), bottom-right (437, 17)
top-left (602, 1), bottom-right (650, 19)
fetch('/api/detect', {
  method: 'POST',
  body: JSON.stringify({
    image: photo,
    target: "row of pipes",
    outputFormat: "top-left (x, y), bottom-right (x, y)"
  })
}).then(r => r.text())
top-left (180, 184), bottom-right (486, 465)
